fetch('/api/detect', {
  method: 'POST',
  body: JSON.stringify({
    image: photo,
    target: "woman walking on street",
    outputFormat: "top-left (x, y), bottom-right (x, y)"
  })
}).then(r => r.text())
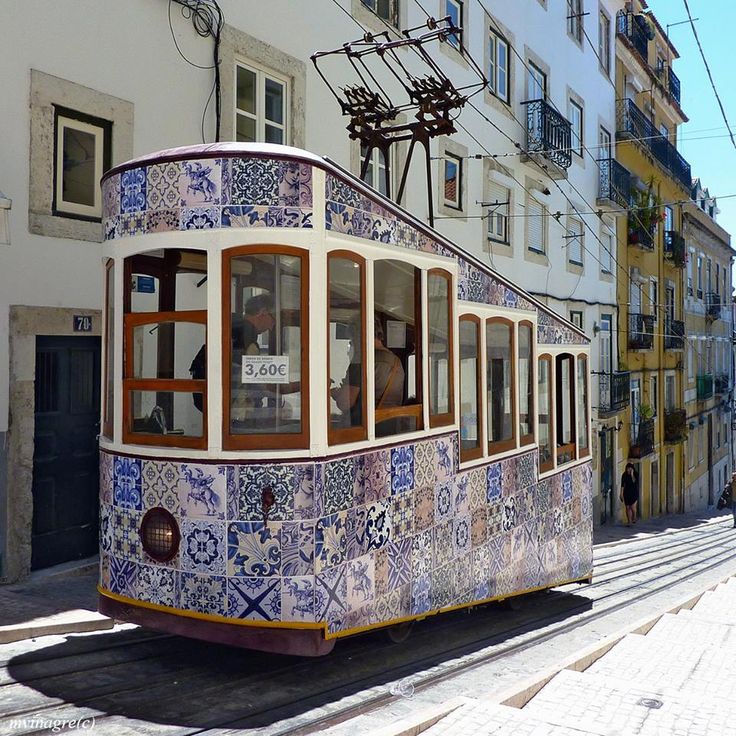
top-left (620, 463), bottom-right (639, 526)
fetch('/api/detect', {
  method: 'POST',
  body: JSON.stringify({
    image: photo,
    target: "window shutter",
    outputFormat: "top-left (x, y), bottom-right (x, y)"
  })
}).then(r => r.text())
top-left (527, 197), bottom-right (543, 252)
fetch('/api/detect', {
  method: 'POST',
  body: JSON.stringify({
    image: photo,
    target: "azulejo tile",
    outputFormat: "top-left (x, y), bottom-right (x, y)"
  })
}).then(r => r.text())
top-left (434, 519), bottom-right (454, 568)
top-left (436, 435), bottom-right (455, 481)
top-left (486, 462), bottom-right (502, 503)
top-left (347, 554), bottom-right (375, 611)
top-left (453, 514), bottom-right (471, 557)
top-left (488, 501), bottom-right (503, 537)
top-left (488, 534), bottom-right (509, 574)
top-left (501, 456), bottom-right (517, 497)
top-left (100, 553), bottom-right (111, 590)
top-left (374, 584), bottom-right (410, 623)
top-left (146, 209), bottom-right (179, 233)
top-left (323, 457), bottom-right (355, 515)
top-left (344, 602), bottom-right (376, 631)
top-left (120, 212), bottom-right (146, 236)
top-left (103, 174), bottom-right (120, 219)
top-left (562, 470), bottom-right (574, 503)
top-left (239, 465), bottom-right (294, 522)
top-left (435, 481), bottom-right (453, 522)
top-left (414, 485), bottom-right (434, 532)
top-left (120, 167), bottom-right (147, 213)
top-left (293, 463), bottom-right (315, 519)
top-left (141, 460), bottom-right (180, 513)
top-left (179, 158), bottom-right (221, 206)
top-left (386, 539), bottom-right (411, 591)
top-left (471, 544), bottom-right (491, 595)
top-left (502, 497), bottom-right (517, 532)
top-left (180, 572), bottom-right (225, 616)
top-left (414, 440), bottom-right (437, 488)
top-left (227, 577), bottom-right (281, 621)
top-left (391, 492), bottom-right (413, 541)
top-left (411, 574), bottom-right (431, 615)
top-left (226, 466), bottom-right (239, 521)
top-left (471, 506), bottom-right (487, 548)
top-left (282, 576), bottom-right (315, 622)
top-left (281, 521), bottom-right (314, 576)
top-left (412, 529), bottom-right (433, 579)
top-left (315, 562), bottom-right (348, 623)
top-left (365, 501), bottom-right (392, 551)
top-left (113, 457), bottom-right (142, 510)
top-left (146, 162), bottom-right (181, 210)
top-left (104, 216), bottom-right (120, 241)
top-left (454, 474), bottom-right (470, 515)
top-left (136, 564), bottom-right (178, 607)
top-left (390, 445), bottom-right (415, 494)
top-left (99, 452), bottom-right (113, 505)
top-left (363, 449), bottom-right (390, 503)
top-left (179, 464), bottom-right (226, 519)
top-left (99, 504), bottom-right (113, 554)
top-left (431, 563), bottom-right (455, 609)
top-left (111, 507), bottom-right (141, 561)
top-left (181, 206), bottom-right (221, 230)
top-left (181, 519), bottom-right (225, 575)
top-left (109, 556), bottom-right (138, 598)
top-left (227, 521), bottom-right (281, 577)
top-left (229, 158), bottom-right (282, 206)
top-left (315, 511), bottom-right (347, 572)
top-left (345, 505), bottom-right (367, 561)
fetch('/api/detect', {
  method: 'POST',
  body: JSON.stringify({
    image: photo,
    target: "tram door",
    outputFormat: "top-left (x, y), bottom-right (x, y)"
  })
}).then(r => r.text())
top-left (32, 336), bottom-right (101, 570)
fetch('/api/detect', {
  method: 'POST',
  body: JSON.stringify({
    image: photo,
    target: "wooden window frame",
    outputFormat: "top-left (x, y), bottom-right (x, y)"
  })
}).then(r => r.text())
top-left (328, 250), bottom-right (368, 446)
top-left (555, 353), bottom-right (576, 465)
top-left (577, 354), bottom-right (590, 458)
top-left (486, 316), bottom-right (516, 455)
top-left (519, 320), bottom-right (535, 447)
top-left (122, 310), bottom-right (207, 449)
top-left (102, 258), bottom-right (114, 440)
top-left (222, 245), bottom-right (310, 451)
top-left (428, 268), bottom-right (455, 428)
top-left (374, 260), bottom-right (424, 435)
top-left (459, 314), bottom-right (483, 462)
top-left (538, 353), bottom-right (555, 474)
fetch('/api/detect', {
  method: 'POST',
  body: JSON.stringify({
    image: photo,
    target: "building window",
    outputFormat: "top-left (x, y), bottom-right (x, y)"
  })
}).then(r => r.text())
top-left (568, 218), bottom-right (584, 265)
top-left (361, 144), bottom-right (391, 196)
top-left (568, 99), bottom-right (583, 156)
top-left (446, 0), bottom-right (463, 49)
top-left (123, 249), bottom-right (208, 449)
top-left (527, 195), bottom-right (546, 253)
top-left (687, 250), bottom-right (694, 296)
top-left (599, 11), bottom-right (611, 73)
top-left (538, 355), bottom-right (554, 472)
top-left (519, 321), bottom-right (534, 446)
top-left (223, 247), bottom-right (308, 450)
top-left (570, 311), bottom-right (583, 330)
top-left (235, 61), bottom-right (288, 144)
top-left (487, 181), bottom-right (510, 243)
top-left (459, 316), bottom-right (482, 462)
top-left (567, 0), bottom-right (583, 43)
top-left (527, 62), bottom-right (547, 101)
top-left (53, 107), bottom-right (111, 220)
top-left (428, 270), bottom-right (454, 427)
top-left (697, 255), bottom-right (703, 299)
top-left (577, 355), bottom-right (589, 457)
top-left (600, 230), bottom-right (613, 273)
top-left (443, 153), bottom-right (462, 209)
top-left (487, 318), bottom-right (515, 454)
top-left (488, 30), bottom-right (509, 102)
top-left (665, 374), bottom-right (675, 411)
top-left (328, 253), bottom-right (366, 445)
top-left (102, 260), bottom-right (115, 440)
top-left (360, 0), bottom-right (398, 25)
top-left (650, 375), bottom-right (658, 417)
top-left (556, 353), bottom-right (576, 465)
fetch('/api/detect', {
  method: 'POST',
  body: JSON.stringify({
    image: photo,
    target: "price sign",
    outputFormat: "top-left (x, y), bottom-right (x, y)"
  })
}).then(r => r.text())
top-left (242, 355), bottom-right (290, 384)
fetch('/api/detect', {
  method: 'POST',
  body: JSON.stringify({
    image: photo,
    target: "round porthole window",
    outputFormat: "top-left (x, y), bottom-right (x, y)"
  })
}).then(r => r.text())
top-left (139, 507), bottom-right (180, 562)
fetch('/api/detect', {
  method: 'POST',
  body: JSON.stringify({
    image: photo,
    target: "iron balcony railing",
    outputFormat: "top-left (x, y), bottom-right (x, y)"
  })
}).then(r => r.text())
top-left (523, 99), bottom-right (572, 172)
top-left (617, 10), bottom-right (649, 62)
top-left (664, 318), bottom-right (684, 350)
top-left (630, 417), bottom-right (655, 459)
top-left (617, 99), bottom-right (692, 190)
top-left (598, 157), bottom-right (631, 208)
top-left (664, 409), bottom-right (687, 443)
top-left (664, 231), bottom-right (686, 267)
top-left (697, 374), bottom-right (714, 401)
top-left (628, 312), bottom-right (655, 350)
top-left (715, 374), bottom-right (730, 395)
top-left (668, 67), bottom-right (681, 105)
top-left (707, 292), bottom-right (722, 320)
top-left (598, 371), bottom-right (631, 415)
top-left (628, 223), bottom-right (654, 250)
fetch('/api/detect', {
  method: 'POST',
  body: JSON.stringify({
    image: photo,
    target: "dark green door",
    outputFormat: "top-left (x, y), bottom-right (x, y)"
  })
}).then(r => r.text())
top-left (33, 336), bottom-right (101, 570)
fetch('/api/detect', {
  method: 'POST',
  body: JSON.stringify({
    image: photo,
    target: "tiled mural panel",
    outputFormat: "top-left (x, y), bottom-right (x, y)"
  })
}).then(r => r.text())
top-left (102, 157), bottom-right (313, 239)
top-left (100, 434), bottom-right (593, 636)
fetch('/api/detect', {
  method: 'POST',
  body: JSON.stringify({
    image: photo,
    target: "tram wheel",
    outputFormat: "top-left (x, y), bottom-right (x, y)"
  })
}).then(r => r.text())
top-left (385, 621), bottom-right (414, 643)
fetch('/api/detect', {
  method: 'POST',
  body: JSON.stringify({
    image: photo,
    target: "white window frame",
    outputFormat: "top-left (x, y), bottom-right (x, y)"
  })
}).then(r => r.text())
top-left (234, 60), bottom-right (289, 145)
top-left (54, 111), bottom-right (107, 220)
top-left (443, 153), bottom-right (463, 210)
top-left (527, 195), bottom-right (546, 254)
top-left (600, 228), bottom-right (613, 274)
top-left (488, 30), bottom-right (510, 103)
top-left (599, 10), bottom-right (611, 74)
top-left (360, 144), bottom-right (393, 197)
top-left (568, 99), bottom-right (583, 157)
top-left (568, 217), bottom-right (584, 265)
top-left (570, 310), bottom-right (583, 329)
top-left (487, 181), bottom-right (510, 244)
top-left (567, 0), bottom-right (583, 44)
top-left (446, 0), bottom-right (463, 49)
top-left (360, 0), bottom-right (399, 26)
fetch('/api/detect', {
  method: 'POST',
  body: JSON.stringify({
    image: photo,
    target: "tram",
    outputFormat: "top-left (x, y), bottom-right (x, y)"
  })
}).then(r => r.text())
top-left (98, 143), bottom-right (593, 656)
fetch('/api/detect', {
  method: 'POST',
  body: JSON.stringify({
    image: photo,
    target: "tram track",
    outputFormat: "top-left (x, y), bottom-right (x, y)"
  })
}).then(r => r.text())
top-left (3, 518), bottom-right (736, 735)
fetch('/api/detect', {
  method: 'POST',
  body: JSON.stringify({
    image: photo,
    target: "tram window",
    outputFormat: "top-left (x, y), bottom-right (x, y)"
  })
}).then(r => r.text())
top-left (486, 318), bottom-right (515, 454)
top-left (123, 249), bottom-right (207, 448)
top-left (328, 253), bottom-right (366, 445)
top-left (102, 259), bottom-right (114, 440)
top-left (459, 315), bottom-right (482, 461)
top-left (538, 355), bottom-right (554, 473)
top-left (428, 270), bottom-right (454, 427)
top-left (223, 248), bottom-right (308, 450)
top-left (374, 259), bottom-right (422, 438)
top-left (519, 321), bottom-right (534, 446)
top-left (556, 353), bottom-right (576, 465)
top-left (577, 355), bottom-right (589, 458)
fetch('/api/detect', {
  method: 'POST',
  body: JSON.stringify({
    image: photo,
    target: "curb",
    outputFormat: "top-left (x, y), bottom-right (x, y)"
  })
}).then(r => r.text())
top-left (369, 572), bottom-right (735, 736)
top-left (0, 609), bottom-right (114, 644)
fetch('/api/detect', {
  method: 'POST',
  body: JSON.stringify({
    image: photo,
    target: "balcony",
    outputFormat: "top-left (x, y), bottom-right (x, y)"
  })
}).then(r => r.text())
top-left (617, 10), bottom-right (649, 63)
top-left (628, 223), bottom-right (654, 250)
top-left (664, 231), bottom-right (686, 268)
top-left (667, 67), bottom-right (681, 105)
top-left (598, 158), bottom-right (631, 208)
top-left (697, 374), bottom-right (714, 401)
top-left (628, 312), bottom-right (655, 350)
top-left (715, 374), bottom-right (730, 395)
top-left (630, 417), bottom-right (655, 459)
top-left (522, 99), bottom-right (572, 178)
top-left (598, 371), bottom-right (631, 415)
top-left (617, 99), bottom-right (692, 191)
top-left (664, 409), bottom-right (687, 443)
top-left (707, 292), bottom-right (722, 320)
top-left (664, 318), bottom-right (684, 351)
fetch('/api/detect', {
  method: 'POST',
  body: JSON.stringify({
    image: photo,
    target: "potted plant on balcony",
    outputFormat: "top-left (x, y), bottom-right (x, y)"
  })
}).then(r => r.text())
top-left (628, 177), bottom-right (664, 245)
top-left (628, 403), bottom-right (654, 458)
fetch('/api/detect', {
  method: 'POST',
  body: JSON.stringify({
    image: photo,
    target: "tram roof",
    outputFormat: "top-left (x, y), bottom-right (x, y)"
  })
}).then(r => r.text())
top-left (103, 143), bottom-right (588, 344)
